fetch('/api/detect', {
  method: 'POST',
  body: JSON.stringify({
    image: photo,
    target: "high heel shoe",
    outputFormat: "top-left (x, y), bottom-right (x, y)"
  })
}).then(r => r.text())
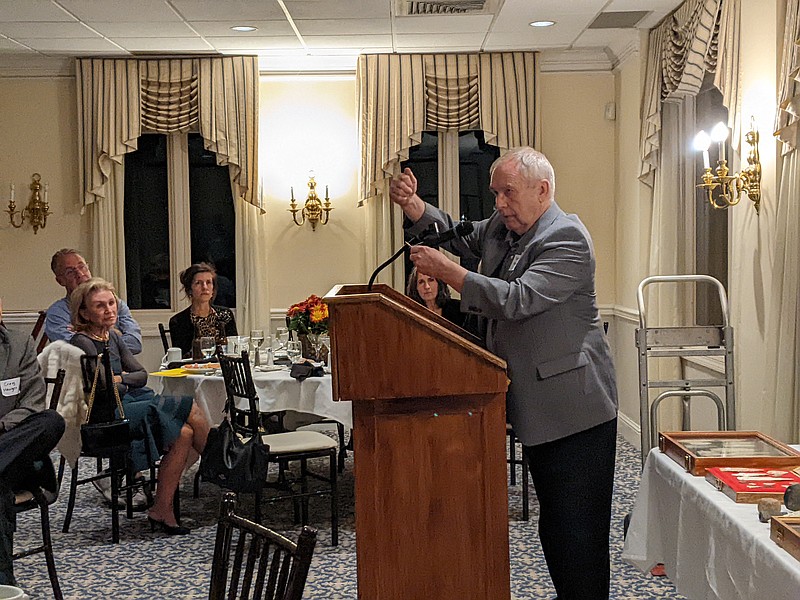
top-left (148, 516), bottom-right (190, 536)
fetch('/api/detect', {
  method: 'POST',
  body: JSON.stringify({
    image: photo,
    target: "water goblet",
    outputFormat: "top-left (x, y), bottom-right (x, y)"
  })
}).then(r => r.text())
top-left (199, 336), bottom-right (216, 360)
top-left (319, 334), bottom-right (330, 366)
top-left (287, 340), bottom-right (302, 363)
top-left (250, 329), bottom-right (264, 366)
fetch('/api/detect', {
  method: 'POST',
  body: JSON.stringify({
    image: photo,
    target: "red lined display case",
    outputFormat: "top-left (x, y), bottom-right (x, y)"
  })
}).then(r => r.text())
top-left (705, 466), bottom-right (800, 503)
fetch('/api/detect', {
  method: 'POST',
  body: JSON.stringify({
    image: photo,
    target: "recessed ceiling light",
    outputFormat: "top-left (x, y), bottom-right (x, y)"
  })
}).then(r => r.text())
top-left (231, 25), bottom-right (258, 32)
top-left (529, 20), bottom-right (555, 27)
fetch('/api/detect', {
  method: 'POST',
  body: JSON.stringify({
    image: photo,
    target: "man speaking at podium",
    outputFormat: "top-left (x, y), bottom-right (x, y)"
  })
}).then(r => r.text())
top-left (389, 146), bottom-right (618, 600)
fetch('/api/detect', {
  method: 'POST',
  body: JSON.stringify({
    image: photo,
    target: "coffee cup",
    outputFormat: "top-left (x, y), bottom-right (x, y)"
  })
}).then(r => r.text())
top-left (166, 347), bottom-right (182, 362)
top-left (0, 584), bottom-right (27, 599)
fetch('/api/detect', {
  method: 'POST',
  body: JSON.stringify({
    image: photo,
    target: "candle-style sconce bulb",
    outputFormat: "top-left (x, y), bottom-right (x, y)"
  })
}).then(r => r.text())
top-left (288, 173), bottom-right (333, 231)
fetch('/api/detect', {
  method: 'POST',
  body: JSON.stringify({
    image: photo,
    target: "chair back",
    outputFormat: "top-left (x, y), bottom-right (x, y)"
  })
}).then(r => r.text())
top-left (31, 310), bottom-right (49, 354)
top-left (219, 352), bottom-right (260, 437)
top-left (158, 323), bottom-right (171, 353)
top-left (79, 351), bottom-right (117, 424)
top-left (209, 492), bottom-right (317, 600)
top-left (44, 368), bottom-right (66, 411)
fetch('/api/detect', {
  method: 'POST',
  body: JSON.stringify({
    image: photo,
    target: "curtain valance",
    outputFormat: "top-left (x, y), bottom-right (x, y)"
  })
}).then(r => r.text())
top-left (357, 51), bottom-right (536, 205)
top-left (639, 0), bottom-right (739, 186)
top-left (77, 55), bottom-right (260, 209)
top-left (775, 0), bottom-right (800, 153)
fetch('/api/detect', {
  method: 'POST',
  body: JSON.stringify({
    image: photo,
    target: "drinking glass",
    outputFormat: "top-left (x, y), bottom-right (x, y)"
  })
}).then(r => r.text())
top-left (250, 329), bottom-right (264, 366)
top-left (277, 326), bottom-right (290, 349)
top-left (319, 334), bottom-right (331, 366)
top-left (260, 334), bottom-right (274, 367)
top-left (199, 336), bottom-right (216, 360)
top-left (287, 340), bottom-right (302, 363)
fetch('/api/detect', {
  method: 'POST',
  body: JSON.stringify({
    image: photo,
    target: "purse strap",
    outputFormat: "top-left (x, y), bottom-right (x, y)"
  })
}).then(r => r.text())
top-left (85, 352), bottom-right (126, 423)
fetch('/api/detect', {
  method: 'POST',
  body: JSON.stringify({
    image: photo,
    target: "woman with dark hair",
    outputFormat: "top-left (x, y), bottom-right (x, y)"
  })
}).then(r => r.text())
top-left (405, 266), bottom-right (465, 327)
top-left (70, 278), bottom-right (209, 535)
top-left (168, 262), bottom-right (238, 358)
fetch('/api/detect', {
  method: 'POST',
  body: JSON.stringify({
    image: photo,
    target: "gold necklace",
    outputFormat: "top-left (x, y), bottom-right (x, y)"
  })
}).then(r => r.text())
top-left (86, 329), bottom-right (109, 342)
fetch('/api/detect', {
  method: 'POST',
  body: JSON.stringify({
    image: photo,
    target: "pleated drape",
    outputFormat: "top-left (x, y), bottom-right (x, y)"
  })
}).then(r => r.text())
top-left (762, 0), bottom-right (800, 442)
top-left (76, 55), bottom-right (260, 210)
top-left (356, 51), bottom-right (536, 205)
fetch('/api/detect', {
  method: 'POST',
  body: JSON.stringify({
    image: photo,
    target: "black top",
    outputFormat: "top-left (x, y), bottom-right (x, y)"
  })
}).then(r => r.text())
top-left (441, 298), bottom-right (466, 329)
top-left (169, 305), bottom-right (238, 358)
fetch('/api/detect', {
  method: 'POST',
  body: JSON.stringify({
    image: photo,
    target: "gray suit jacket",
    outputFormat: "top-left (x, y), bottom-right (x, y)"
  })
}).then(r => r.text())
top-left (408, 201), bottom-right (617, 446)
top-left (0, 324), bottom-right (46, 432)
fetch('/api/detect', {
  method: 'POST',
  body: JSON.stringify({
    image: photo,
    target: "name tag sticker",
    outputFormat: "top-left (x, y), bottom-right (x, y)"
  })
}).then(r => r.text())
top-left (1, 377), bottom-right (20, 397)
top-left (509, 254), bottom-right (522, 271)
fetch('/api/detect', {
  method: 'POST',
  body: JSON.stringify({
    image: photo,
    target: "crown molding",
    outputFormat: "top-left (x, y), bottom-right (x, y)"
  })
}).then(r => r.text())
top-left (0, 55), bottom-right (74, 78)
top-left (538, 48), bottom-right (614, 73)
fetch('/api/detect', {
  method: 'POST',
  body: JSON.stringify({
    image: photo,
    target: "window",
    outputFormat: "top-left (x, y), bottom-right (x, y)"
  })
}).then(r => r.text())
top-left (401, 130), bottom-right (499, 275)
top-left (124, 133), bottom-right (236, 310)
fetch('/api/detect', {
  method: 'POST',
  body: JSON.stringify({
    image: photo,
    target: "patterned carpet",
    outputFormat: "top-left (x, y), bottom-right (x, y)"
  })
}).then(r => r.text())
top-left (12, 429), bottom-right (686, 599)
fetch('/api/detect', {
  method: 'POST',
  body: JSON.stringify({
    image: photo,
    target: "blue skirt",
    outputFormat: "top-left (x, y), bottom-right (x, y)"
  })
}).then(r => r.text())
top-left (120, 388), bottom-right (193, 473)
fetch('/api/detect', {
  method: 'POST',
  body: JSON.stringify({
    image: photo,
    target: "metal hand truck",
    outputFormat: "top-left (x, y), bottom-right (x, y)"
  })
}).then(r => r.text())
top-left (636, 275), bottom-right (736, 466)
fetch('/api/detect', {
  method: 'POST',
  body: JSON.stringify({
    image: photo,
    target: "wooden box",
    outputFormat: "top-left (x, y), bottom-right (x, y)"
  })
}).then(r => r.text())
top-left (658, 431), bottom-right (800, 476)
top-left (771, 515), bottom-right (800, 563)
top-left (705, 466), bottom-right (800, 503)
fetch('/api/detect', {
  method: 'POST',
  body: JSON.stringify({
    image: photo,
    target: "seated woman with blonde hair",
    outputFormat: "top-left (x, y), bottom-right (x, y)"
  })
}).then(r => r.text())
top-left (70, 278), bottom-right (209, 535)
top-left (405, 266), bottom-right (465, 328)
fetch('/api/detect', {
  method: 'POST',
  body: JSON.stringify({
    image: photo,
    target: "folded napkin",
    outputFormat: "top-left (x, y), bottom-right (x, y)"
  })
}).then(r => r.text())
top-left (149, 368), bottom-right (188, 377)
top-left (289, 360), bottom-right (325, 381)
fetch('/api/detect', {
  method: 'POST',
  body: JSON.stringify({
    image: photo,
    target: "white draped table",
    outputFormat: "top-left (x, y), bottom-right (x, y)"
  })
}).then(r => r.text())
top-left (622, 447), bottom-right (800, 600)
top-left (147, 368), bottom-right (352, 429)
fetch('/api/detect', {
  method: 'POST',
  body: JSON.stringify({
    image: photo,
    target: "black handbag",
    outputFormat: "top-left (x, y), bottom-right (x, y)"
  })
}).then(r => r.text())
top-left (200, 416), bottom-right (269, 493)
top-left (81, 351), bottom-right (131, 456)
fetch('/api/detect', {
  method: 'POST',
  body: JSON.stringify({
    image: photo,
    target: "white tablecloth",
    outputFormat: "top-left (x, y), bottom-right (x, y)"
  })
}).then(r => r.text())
top-left (622, 447), bottom-right (800, 600)
top-left (148, 369), bottom-right (352, 429)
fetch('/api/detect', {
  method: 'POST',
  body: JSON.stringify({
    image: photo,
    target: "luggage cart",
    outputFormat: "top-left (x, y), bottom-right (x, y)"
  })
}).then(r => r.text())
top-left (636, 275), bottom-right (736, 466)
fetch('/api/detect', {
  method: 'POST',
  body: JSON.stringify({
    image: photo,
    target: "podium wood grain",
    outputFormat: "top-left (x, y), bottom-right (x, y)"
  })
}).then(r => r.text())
top-left (325, 284), bottom-right (510, 600)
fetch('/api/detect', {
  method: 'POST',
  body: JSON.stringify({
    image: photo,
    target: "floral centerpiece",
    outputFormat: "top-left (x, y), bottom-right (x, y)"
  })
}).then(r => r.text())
top-left (287, 294), bottom-right (329, 334)
top-left (287, 294), bottom-right (329, 360)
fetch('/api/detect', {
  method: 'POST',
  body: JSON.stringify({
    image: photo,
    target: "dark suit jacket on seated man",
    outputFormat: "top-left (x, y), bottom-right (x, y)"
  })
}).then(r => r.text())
top-left (0, 314), bottom-right (65, 586)
top-left (390, 146), bottom-right (618, 600)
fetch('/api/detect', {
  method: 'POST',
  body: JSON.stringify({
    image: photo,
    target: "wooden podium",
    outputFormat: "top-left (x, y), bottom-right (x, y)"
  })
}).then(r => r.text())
top-left (324, 284), bottom-right (510, 600)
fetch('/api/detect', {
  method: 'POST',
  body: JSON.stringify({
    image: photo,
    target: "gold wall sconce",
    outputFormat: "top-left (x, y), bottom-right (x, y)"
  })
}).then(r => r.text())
top-left (693, 118), bottom-right (762, 214)
top-left (289, 172), bottom-right (333, 231)
top-left (5, 173), bottom-right (52, 234)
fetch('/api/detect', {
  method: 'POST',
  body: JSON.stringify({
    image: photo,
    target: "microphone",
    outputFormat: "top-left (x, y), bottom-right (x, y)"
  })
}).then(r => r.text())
top-left (412, 220), bottom-right (474, 248)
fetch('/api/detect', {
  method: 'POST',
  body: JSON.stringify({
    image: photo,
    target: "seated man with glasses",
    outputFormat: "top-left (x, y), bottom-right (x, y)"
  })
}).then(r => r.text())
top-left (44, 249), bottom-right (142, 355)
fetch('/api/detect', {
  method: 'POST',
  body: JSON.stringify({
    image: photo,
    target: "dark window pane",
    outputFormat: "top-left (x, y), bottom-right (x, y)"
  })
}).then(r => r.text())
top-left (458, 131), bottom-right (499, 272)
top-left (124, 134), bottom-right (171, 309)
top-left (695, 76), bottom-right (728, 326)
top-left (188, 133), bottom-right (236, 308)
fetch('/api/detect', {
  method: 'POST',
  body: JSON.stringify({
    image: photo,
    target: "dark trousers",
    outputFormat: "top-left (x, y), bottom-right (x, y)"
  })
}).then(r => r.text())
top-left (0, 410), bottom-right (65, 585)
top-left (523, 418), bottom-right (617, 600)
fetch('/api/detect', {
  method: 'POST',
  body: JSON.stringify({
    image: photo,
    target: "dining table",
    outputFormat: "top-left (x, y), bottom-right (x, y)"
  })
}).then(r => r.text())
top-left (147, 365), bottom-right (352, 430)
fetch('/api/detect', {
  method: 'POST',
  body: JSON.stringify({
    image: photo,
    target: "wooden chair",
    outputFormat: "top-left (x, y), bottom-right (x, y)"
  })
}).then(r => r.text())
top-left (217, 352), bottom-right (339, 545)
top-left (209, 492), bottom-right (316, 600)
top-left (506, 424), bottom-right (530, 521)
top-left (12, 368), bottom-right (66, 600)
top-left (158, 323), bottom-right (171, 353)
top-left (30, 310), bottom-right (49, 354)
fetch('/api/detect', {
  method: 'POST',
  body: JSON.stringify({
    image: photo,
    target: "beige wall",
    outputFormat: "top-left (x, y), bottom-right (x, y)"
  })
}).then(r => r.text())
top-left (0, 77), bottom-right (85, 311)
top-left (259, 75), bottom-right (365, 314)
top-left (539, 72), bottom-right (616, 305)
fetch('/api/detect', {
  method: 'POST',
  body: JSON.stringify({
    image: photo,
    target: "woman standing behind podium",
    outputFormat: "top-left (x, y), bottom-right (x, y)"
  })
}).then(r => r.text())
top-left (169, 262), bottom-right (237, 358)
top-left (70, 278), bottom-right (209, 535)
top-left (406, 266), bottom-right (465, 328)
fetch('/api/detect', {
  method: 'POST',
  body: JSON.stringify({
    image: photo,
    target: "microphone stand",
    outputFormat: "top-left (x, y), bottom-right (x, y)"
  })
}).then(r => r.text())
top-left (367, 243), bottom-right (410, 291)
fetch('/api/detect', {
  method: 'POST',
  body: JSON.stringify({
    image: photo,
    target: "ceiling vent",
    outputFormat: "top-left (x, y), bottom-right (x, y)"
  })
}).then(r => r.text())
top-left (588, 11), bottom-right (650, 29)
top-left (401, 0), bottom-right (490, 15)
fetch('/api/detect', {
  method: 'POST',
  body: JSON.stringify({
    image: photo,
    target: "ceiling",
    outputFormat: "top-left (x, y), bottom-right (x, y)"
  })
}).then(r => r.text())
top-left (0, 0), bottom-right (683, 74)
